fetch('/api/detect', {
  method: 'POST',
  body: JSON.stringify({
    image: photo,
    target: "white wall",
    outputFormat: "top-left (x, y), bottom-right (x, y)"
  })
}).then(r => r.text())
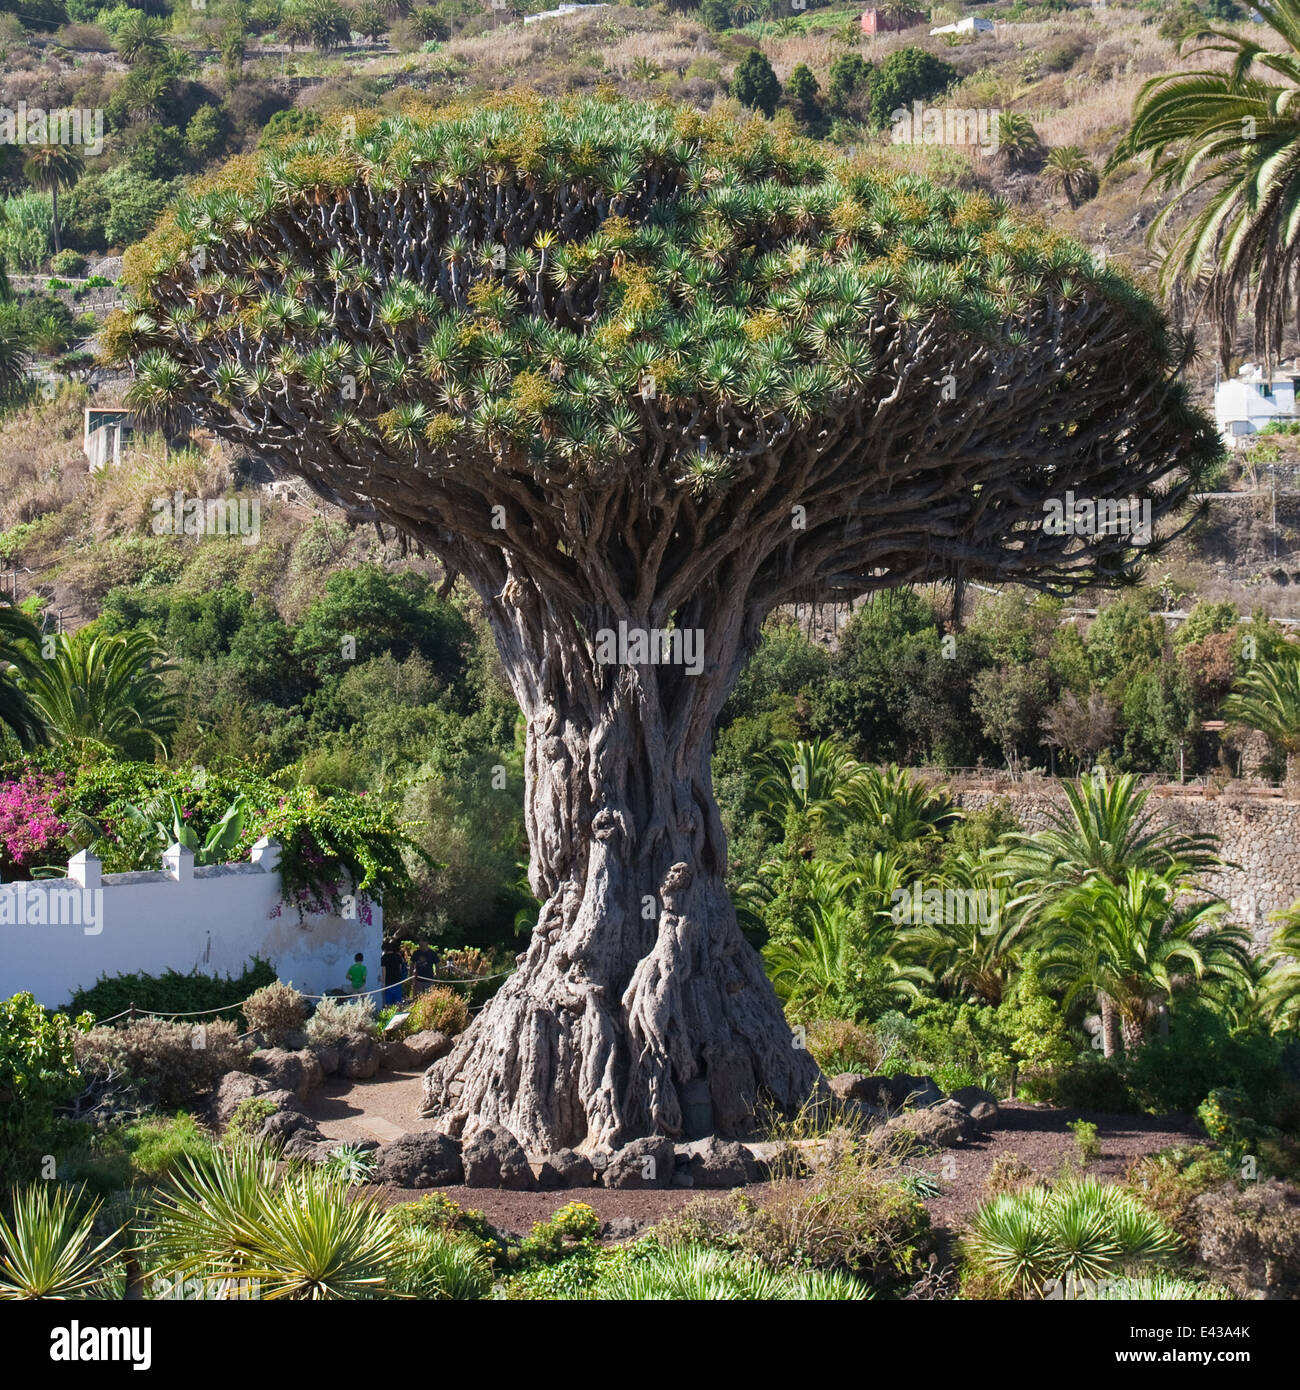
top-left (0, 838), bottom-right (382, 1009)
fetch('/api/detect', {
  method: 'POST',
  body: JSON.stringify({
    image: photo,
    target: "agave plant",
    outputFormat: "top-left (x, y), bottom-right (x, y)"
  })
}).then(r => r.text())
top-left (962, 1179), bottom-right (1181, 1298)
top-left (0, 1184), bottom-right (120, 1300)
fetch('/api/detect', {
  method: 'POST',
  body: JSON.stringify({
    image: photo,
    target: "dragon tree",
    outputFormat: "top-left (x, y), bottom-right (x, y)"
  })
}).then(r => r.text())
top-left (112, 96), bottom-right (1218, 1153)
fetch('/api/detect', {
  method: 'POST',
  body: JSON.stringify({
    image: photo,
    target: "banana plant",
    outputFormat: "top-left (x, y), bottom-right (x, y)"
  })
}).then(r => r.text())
top-left (122, 794), bottom-right (251, 867)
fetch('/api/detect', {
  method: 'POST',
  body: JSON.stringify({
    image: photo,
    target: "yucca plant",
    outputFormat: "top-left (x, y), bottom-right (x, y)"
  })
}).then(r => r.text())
top-left (113, 95), bottom-right (1221, 1154)
top-left (962, 1179), bottom-right (1181, 1298)
top-left (1073, 1271), bottom-right (1235, 1300)
top-left (148, 1149), bottom-right (405, 1300)
top-left (0, 1184), bottom-right (120, 1300)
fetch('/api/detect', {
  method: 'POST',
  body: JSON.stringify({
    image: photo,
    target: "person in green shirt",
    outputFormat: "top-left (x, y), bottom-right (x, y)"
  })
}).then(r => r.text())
top-left (346, 953), bottom-right (367, 995)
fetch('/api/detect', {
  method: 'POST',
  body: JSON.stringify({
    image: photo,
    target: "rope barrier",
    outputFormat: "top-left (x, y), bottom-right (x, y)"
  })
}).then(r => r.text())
top-left (89, 968), bottom-right (515, 1022)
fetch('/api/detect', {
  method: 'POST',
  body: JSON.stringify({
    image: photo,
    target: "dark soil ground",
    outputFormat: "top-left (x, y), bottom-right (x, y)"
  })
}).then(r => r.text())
top-left (304, 1074), bottom-right (1202, 1242)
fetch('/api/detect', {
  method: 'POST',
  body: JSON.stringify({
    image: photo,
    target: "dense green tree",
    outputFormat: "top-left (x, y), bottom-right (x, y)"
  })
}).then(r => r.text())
top-left (867, 47), bottom-right (957, 129)
top-left (732, 49), bottom-right (781, 116)
top-left (827, 53), bottom-right (872, 117)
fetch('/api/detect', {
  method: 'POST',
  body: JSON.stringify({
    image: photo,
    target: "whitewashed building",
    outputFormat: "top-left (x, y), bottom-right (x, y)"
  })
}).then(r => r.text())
top-left (930, 15), bottom-right (995, 34)
top-left (1214, 364), bottom-right (1300, 447)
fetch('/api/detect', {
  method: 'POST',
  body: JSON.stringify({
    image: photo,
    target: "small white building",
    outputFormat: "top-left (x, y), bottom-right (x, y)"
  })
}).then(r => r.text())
top-left (1214, 363), bottom-right (1300, 448)
top-left (83, 406), bottom-right (135, 470)
top-left (930, 15), bottom-right (995, 34)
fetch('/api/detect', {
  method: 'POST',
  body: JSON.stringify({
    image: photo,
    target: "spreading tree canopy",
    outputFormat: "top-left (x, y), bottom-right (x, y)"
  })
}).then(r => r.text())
top-left (112, 95), bottom-right (1219, 1152)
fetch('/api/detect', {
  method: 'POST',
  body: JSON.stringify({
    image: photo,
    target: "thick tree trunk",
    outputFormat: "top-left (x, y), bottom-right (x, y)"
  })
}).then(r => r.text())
top-left (421, 596), bottom-right (821, 1153)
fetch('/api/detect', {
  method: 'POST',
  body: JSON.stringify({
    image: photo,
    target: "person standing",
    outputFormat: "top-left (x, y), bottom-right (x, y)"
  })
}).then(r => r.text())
top-left (346, 952), bottom-right (367, 996)
top-left (411, 942), bottom-right (437, 996)
top-left (380, 942), bottom-right (406, 1007)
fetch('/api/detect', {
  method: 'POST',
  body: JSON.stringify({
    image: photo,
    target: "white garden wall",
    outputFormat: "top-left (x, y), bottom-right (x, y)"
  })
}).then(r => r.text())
top-left (0, 838), bottom-right (382, 1009)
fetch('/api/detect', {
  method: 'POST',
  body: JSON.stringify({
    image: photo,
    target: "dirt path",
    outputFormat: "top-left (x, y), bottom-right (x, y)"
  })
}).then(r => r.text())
top-left (304, 1073), bottom-right (1202, 1239)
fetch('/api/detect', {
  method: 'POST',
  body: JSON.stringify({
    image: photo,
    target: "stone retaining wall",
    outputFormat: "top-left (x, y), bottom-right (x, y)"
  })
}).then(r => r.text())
top-left (953, 786), bottom-right (1300, 951)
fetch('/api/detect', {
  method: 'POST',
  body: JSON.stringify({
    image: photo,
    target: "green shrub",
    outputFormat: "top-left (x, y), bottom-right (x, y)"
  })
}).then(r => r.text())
top-left (0, 993), bottom-right (91, 1185)
top-left (390, 1192), bottom-right (507, 1265)
top-left (305, 996), bottom-right (378, 1046)
top-left (122, 1113), bottom-right (215, 1182)
top-left (517, 1201), bottom-right (601, 1266)
top-left (241, 981), bottom-right (307, 1044)
top-left (49, 250), bottom-right (88, 277)
top-left (316, 1143), bottom-right (377, 1184)
top-left (66, 959), bottom-right (275, 1026)
top-left (403, 986), bottom-right (468, 1037)
top-left (388, 1226), bottom-right (494, 1299)
top-left (1197, 1088), bottom-right (1277, 1160)
top-left (224, 1097), bottom-right (277, 1144)
top-left (1068, 1119), bottom-right (1101, 1166)
top-left (654, 1151), bottom-right (933, 1291)
top-left (76, 1018), bottom-right (249, 1109)
top-left (1125, 1145), bottom-right (1235, 1241)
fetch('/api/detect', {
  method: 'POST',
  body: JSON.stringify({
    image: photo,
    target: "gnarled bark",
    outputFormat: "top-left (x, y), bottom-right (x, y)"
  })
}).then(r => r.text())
top-left (421, 578), bottom-right (820, 1151)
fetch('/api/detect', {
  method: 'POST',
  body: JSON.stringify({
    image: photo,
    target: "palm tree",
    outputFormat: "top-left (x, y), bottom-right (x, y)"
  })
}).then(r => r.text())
top-left (0, 308), bottom-right (26, 401)
top-left (1259, 904), bottom-right (1300, 1031)
top-left (0, 600), bottom-right (47, 750)
top-left (22, 145), bottom-right (84, 257)
top-left (1108, 0), bottom-right (1300, 365)
top-left (843, 764), bottom-right (960, 845)
top-left (21, 628), bottom-right (180, 760)
top-left (1042, 146), bottom-right (1099, 209)
top-left (750, 737), bottom-right (867, 835)
top-left (628, 56), bottom-right (662, 82)
top-left (303, 0), bottom-right (352, 51)
top-left (114, 10), bottom-right (170, 67)
top-left (999, 770), bottom-right (1220, 1054)
top-left (1222, 647), bottom-right (1300, 783)
top-left (1037, 866), bottom-right (1252, 1052)
top-left (896, 850), bottom-right (1025, 1004)
top-left (995, 112), bottom-right (1045, 172)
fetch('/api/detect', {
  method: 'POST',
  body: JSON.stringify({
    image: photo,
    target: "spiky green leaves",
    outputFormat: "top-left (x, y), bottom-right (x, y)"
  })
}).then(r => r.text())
top-left (118, 97), bottom-right (1155, 488)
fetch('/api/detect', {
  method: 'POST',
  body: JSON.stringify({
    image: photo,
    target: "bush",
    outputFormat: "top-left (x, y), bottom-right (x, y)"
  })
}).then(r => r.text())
top-left (1189, 1179), bottom-right (1300, 1299)
top-left (655, 1151), bottom-right (933, 1291)
top-left (1068, 1119), bottom-right (1101, 1166)
top-left (241, 981), bottom-right (307, 1044)
top-left (986, 1152), bottom-right (1038, 1197)
top-left (806, 1018), bottom-right (879, 1073)
top-left (1126, 1145), bottom-right (1235, 1242)
top-left (404, 986), bottom-right (469, 1037)
top-left (390, 1192), bottom-right (507, 1265)
top-left (389, 1227), bottom-right (494, 1299)
top-left (305, 995), bottom-right (379, 1045)
top-left (593, 1242), bottom-right (870, 1299)
top-left (49, 250), bottom-right (88, 278)
top-left (0, 992), bottom-right (89, 1184)
top-left (66, 959), bottom-right (276, 1025)
top-left (225, 1097), bottom-right (277, 1144)
top-left (121, 1112), bottom-right (215, 1181)
top-left (517, 1202), bottom-right (601, 1266)
top-left (76, 1018), bottom-right (249, 1108)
